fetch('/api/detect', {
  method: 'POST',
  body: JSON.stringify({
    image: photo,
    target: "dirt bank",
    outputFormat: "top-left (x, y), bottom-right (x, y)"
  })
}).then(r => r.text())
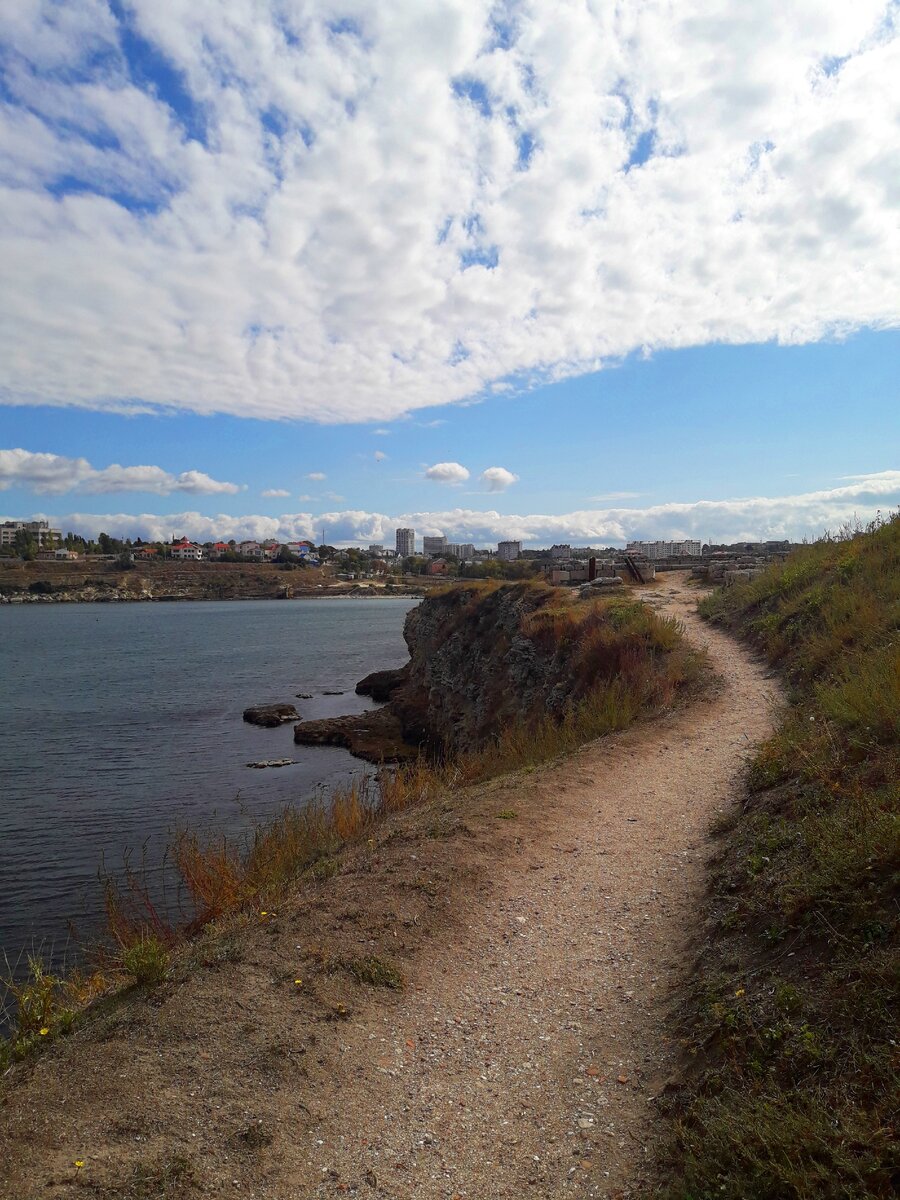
top-left (0, 574), bottom-right (782, 1199)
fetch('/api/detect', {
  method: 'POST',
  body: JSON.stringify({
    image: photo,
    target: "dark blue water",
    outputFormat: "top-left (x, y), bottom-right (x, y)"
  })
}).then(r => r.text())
top-left (0, 598), bottom-right (417, 969)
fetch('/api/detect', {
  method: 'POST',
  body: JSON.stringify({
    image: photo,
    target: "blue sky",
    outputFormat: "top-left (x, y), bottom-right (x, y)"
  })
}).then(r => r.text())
top-left (1, 2), bottom-right (898, 545)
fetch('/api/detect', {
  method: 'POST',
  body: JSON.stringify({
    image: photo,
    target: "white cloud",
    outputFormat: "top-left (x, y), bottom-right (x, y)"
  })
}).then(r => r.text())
top-left (0, 448), bottom-right (240, 495)
top-left (15, 472), bottom-right (898, 547)
top-left (373, 450), bottom-right (388, 461)
top-left (261, 487), bottom-right (290, 497)
top-left (307, 472), bottom-right (327, 481)
top-left (590, 491), bottom-right (643, 501)
top-left (425, 461), bottom-right (470, 485)
top-left (373, 429), bottom-right (390, 436)
top-left (0, 3), bottom-right (896, 424)
top-left (480, 466), bottom-right (519, 492)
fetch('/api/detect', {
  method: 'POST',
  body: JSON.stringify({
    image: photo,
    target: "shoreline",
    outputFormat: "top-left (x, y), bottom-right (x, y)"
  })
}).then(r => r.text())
top-left (0, 588), bottom-right (426, 605)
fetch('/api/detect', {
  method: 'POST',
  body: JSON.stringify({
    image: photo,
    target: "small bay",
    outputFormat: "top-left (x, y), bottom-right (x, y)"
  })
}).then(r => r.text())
top-left (0, 597), bottom-right (417, 968)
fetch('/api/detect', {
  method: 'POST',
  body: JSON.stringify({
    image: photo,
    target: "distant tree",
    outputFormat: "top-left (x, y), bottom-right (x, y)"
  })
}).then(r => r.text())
top-left (13, 529), bottom-right (38, 561)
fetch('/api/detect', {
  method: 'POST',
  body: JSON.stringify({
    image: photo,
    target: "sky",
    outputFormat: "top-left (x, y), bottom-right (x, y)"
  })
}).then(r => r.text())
top-left (1, 1), bottom-right (898, 547)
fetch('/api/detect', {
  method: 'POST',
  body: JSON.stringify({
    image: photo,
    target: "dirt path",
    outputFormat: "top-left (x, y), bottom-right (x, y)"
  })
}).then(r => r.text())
top-left (0, 576), bottom-right (782, 1200)
top-left (275, 578), bottom-right (782, 1198)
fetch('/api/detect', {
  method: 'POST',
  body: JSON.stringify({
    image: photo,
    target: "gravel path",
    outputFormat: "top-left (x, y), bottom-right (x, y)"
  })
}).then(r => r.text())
top-left (285, 579), bottom-right (783, 1198)
top-left (0, 578), bottom-right (781, 1200)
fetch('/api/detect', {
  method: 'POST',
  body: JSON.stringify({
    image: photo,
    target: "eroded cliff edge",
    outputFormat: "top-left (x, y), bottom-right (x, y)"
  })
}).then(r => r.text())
top-left (297, 580), bottom-right (693, 760)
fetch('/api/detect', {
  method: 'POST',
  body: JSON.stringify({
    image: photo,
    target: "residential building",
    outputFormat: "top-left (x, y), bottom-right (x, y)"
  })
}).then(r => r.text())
top-left (395, 527), bottom-right (415, 557)
top-left (427, 558), bottom-right (450, 575)
top-left (208, 542), bottom-right (232, 559)
top-left (238, 541), bottom-right (264, 559)
top-left (423, 535), bottom-right (447, 557)
top-left (134, 546), bottom-right (158, 560)
top-left (445, 542), bottom-right (475, 560)
top-left (550, 544), bottom-right (572, 559)
top-left (368, 544), bottom-right (384, 555)
top-left (626, 540), bottom-right (702, 559)
top-left (170, 540), bottom-right (204, 560)
top-left (497, 540), bottom-right (521, 561)
top-left (0, 519), bottom-right (61, 547)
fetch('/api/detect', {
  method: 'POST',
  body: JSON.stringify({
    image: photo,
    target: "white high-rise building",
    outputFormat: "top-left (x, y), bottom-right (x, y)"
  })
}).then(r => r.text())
top-left (497, 540), bottom-right (521, 561)
top-left (446, 543), bottom-right (476, 560)
top-left (423, 535), bottom-right (447, 556)
top-left (395, 528), bottom-right (415, 556)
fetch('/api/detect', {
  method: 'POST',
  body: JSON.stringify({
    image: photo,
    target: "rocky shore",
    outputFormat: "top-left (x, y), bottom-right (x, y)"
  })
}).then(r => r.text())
top-left (278, 580), bottom-right (676, 764)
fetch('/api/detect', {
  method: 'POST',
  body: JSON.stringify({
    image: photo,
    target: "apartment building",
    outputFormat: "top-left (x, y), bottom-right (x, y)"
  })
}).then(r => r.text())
top-left (395, 527), bottom-right (415, 556)
top-left (626, 539), bottom-right (702, 559)
top-left (497, 540), bottom-right (521, 561)
top-left (0, 519), bottom-right (61, 547)
top-left (445, 542), bottom-right (476, 560)
top-left (423, 535), bottom-right (447, 556)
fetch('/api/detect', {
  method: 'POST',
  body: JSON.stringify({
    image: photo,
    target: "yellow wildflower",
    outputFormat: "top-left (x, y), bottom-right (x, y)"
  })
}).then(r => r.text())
top-left (734, 988), bottom-right (745, 998)
top-left (39, 1027), bottom-right (50, 1036)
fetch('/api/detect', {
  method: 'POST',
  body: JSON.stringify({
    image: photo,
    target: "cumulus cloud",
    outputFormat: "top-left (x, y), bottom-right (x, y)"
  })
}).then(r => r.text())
top-left (261, 488), bottom-right (290, 497)
top-left (425, 461), bottom-right (470, 484)
top-left (480, 466), bottom-right (519, 492)
top-left (14, 473), bottom-right (897, 547)
top-left (0, 448), bottom-right (240, 495)
top-left (0, 3), bottom-right (897, 424)
top-left (307, 472), bottom-right (327, 482)
top-left (373, 450), bottom-right (388, 461)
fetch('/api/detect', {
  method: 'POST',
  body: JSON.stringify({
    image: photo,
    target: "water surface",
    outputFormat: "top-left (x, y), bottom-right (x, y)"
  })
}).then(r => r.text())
top-left (0, 597), bottom-right (417, 967)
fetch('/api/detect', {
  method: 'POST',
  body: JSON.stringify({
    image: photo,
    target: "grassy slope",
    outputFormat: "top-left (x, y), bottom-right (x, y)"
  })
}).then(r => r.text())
top-left (658, 517), bottom-right (899, 1199)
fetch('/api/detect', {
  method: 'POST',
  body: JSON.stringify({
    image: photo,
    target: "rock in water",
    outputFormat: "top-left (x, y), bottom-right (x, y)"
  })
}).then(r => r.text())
top-left (355, 666), bottom-right (408, 701)
top-left (242, 703), bottom-right (299, 727)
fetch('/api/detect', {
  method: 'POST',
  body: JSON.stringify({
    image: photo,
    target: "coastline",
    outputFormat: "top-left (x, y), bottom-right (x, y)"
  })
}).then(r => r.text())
top-left (0, 573), bottom-right (736, 1197)
top-left (0, 589), bottom-right (426, 604)
top-left (0, 558), bottom-right (439, 606)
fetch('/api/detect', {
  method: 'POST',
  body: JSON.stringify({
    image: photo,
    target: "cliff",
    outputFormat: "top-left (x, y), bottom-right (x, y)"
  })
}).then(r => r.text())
top-left (350, 580), bottom-right (694, 759)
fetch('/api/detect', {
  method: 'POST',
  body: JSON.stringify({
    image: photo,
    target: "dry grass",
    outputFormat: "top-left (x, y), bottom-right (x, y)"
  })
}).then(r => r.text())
top-left (658, 513), bottom-right (899, 1200)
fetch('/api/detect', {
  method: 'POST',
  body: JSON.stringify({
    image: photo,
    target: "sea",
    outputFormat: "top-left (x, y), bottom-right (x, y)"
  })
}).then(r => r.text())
top-left (0, 596), bottom-right (418, 973)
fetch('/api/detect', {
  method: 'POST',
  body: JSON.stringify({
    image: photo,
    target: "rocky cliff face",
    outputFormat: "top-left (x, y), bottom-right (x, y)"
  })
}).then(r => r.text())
top-left (386, 582), bottom-right (660, 757)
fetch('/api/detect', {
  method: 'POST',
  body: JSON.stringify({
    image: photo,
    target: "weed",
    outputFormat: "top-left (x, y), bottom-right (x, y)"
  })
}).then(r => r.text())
top-left (307, 856), bottom-right (340, 882)
top-left (122, 936), bottom-right (169, 986)
top-left (496, 809), bottom-right (518, 819)
top-left (122, 1152), bottom-right (195, 1199)
top-left (345, 956), bottom-right (405, 989)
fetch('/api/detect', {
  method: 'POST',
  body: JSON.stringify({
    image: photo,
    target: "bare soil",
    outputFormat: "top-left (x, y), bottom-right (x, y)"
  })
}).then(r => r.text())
top-left (0, 575), bottom-right (782, 1199)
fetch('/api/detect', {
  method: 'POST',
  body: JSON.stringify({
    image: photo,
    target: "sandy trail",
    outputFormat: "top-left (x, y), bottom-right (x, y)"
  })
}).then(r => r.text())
top-left (0, 576), bottom-right (781, 1200)
top-left (282, 578), bottom-right (782, 1198)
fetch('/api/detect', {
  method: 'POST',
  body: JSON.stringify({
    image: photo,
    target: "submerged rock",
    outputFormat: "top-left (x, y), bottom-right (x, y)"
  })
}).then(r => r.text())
top-left (245, 758), bottom-right (297, 769)
top-left (242, 703), bottom-right (299, 727)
